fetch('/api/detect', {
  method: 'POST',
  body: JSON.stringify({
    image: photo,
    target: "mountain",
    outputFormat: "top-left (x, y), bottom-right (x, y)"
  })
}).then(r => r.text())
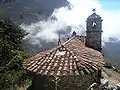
top-left (0, 0), bottom-right (69, 24)
top-left (103, 41), bottom-right (120, 69)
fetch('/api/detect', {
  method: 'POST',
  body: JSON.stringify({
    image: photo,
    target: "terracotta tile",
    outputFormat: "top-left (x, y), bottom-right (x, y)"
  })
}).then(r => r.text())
top-left (24, 36), bottom-right (104, 76)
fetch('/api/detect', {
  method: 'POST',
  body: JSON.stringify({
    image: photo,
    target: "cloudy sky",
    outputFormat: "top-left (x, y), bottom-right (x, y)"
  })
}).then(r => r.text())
top-left (22, 0), bottom-right (120, 44)
top-left (98, 0), bottom-right (120, 41)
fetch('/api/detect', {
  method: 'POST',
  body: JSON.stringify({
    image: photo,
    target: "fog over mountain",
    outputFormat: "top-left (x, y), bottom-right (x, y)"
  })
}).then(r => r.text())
top-left (103, 40), bottom-right (120, 69)
top-left (0, 0), bottom-right (120, 69)
top-left (0, 0), bottom-right (69, 24)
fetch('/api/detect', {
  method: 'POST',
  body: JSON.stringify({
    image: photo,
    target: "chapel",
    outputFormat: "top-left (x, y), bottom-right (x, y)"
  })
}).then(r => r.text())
top-left (24, 9), bottom-right (105, 90)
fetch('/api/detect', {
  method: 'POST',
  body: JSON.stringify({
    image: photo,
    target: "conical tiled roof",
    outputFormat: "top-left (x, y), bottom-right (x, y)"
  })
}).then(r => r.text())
top-left (24, 36), bottom-right (104, 76)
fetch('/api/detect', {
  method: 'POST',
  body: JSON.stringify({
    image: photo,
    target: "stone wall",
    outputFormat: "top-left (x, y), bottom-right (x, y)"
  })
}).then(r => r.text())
top-left (30, 71), bottom-right (100, 90)
top-left (86, 31), bottom-right (102, 51)
top-left (57, 72), bottom-right (98, 90)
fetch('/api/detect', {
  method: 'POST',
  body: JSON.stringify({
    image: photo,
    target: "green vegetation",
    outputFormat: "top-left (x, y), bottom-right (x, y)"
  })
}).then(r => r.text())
top-left (0, 18), bottom-right (29, 89)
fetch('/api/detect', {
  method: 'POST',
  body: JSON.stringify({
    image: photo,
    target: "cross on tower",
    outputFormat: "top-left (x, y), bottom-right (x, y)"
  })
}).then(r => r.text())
top-left (92, 8), bottom-right (96, 13)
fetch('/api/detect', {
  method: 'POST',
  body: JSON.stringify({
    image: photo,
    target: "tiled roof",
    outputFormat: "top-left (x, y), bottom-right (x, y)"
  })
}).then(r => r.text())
top-left (24, 36), bottom-right (104, 76)
top-left (64, 36), bottom-right (104, 66)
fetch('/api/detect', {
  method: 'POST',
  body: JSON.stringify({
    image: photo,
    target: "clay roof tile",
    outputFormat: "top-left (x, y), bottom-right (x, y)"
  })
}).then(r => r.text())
top-left (24, 36), bottom-right (104, 77)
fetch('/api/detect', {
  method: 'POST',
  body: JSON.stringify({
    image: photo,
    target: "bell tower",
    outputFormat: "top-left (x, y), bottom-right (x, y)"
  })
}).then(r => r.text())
top-left (85, 9), bottom-right (103, 51)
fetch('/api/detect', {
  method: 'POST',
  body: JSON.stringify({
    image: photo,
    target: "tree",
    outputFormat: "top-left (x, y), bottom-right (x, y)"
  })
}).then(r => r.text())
top-left (0, 18), bottom-right (29, 89)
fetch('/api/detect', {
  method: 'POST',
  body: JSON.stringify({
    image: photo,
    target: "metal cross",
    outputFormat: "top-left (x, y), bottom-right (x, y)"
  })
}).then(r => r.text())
top-left (92, 8), bottom-right (96, 13)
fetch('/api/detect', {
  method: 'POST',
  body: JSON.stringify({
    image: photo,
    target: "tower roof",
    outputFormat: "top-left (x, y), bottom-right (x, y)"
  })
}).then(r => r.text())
top-left (87, 9), bottom-right (101, 20)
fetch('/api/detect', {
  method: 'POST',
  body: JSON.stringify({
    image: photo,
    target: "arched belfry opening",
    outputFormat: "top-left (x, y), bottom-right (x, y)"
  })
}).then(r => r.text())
top-left (85, 9), bottom-right (103, 52)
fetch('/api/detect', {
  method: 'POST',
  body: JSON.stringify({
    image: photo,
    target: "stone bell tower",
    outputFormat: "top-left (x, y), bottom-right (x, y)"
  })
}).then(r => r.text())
top-left (85, 9), bottom-right (103, 51)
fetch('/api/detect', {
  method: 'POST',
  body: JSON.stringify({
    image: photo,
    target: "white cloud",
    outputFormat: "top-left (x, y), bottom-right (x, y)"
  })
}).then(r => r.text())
top-left (102, 11), bottom-right (120, 42)
top-left (21, 0), bottom-right (120, 44)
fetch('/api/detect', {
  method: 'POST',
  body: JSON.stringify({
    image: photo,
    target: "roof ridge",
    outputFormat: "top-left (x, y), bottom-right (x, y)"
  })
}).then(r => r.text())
top-left (62, 36), bottom-right (76, 45)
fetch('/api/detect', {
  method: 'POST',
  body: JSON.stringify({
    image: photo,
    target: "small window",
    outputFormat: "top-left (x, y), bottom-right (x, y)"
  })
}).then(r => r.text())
top-left (92, 22), bottom-right (96, 27)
